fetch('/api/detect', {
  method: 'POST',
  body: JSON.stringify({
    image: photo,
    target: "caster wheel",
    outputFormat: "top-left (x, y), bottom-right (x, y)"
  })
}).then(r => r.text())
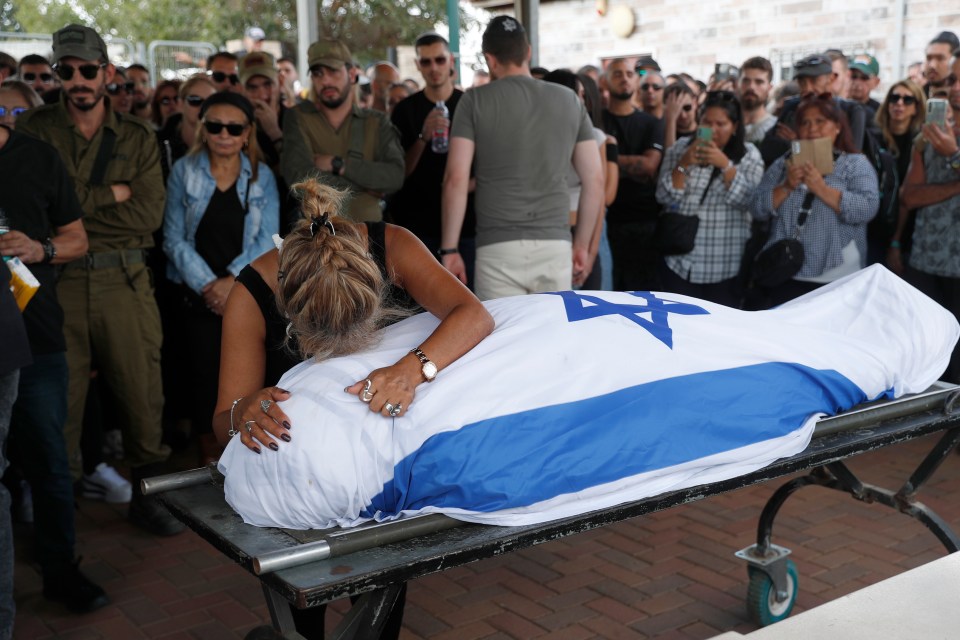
top-left (746, 559), bottom-right (798, 626)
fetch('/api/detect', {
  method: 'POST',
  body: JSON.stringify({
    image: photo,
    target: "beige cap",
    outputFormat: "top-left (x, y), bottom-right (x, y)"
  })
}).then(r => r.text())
top-left (239, 51), bottom-right (278, 85)
top-left (307, 39), bottom-right (352, 70)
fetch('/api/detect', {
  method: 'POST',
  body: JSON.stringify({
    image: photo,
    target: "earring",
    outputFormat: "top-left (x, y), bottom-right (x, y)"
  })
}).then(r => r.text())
top-left (243, 139), bottom-right (249, 150)
top-left (201, 137), bottom-right (207, 144)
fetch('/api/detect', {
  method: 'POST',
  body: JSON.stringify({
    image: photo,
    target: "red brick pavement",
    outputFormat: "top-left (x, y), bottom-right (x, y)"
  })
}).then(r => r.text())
top-left (13, 434), bottom-right (960, 639)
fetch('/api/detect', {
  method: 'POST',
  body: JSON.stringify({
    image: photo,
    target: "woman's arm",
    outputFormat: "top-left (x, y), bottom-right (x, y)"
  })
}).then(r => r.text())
top-left (812, 155), bottom-right (879, 223)
top-left (212, 250), bottom-right (292, 452)
top-left (345, 226), bottom-right (494, 417)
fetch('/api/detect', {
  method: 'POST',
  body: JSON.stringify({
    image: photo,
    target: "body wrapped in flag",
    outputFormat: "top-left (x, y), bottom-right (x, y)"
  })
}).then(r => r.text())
top-left (219, 265), bottom-right (958, 529)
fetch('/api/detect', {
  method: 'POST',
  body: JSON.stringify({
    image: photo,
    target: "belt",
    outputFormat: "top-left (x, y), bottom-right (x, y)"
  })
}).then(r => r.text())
top-left (65, 249), bottom-right (146, 271)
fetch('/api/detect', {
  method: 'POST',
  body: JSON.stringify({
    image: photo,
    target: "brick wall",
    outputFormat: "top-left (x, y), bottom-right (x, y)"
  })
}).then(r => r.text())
top-left (526, 0), bottom-right (959, 87)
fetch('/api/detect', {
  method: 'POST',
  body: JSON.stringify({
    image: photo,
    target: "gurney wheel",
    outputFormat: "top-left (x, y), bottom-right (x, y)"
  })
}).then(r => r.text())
top-left (746, 559), bottom-right (798, 626)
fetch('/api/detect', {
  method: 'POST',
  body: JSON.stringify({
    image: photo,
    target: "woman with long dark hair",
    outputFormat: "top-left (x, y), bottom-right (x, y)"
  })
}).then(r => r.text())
top-left (750, 95), bottom-right (879, 307)
top-left (656, 91), bottom-right (764, 306)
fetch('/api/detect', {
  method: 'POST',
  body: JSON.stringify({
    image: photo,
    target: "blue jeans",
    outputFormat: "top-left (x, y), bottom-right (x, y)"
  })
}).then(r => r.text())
top-left (0, 369), bottom-right (19, 640)
top-left (9, 352), bottom-right (77, 577)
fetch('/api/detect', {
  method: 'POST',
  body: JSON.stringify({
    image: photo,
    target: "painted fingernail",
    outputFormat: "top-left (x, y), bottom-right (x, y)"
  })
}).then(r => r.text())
top-left (281, 433), bottom-right (291, 442)
top-left (268, 442), bottom-right (279, 451)
top-left (278, 388), bottom-right (290, 394)
top-left (253, 447), bottom-right (261, 455)
top-left (282, 421), bottom-right (291, 429)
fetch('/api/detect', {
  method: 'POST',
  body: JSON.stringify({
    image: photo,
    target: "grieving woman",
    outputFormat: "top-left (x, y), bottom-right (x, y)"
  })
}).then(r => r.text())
top-left (656, 91), bottom-right (764, 306)
top-left (163, 92), bottom-right (279, 462)
top-left (750, 95), bottom-right (879, 308)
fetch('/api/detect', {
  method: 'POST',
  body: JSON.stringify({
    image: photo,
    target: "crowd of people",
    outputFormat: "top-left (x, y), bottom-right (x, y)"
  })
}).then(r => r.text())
top-left (1, 15), bottom-right (960, 640)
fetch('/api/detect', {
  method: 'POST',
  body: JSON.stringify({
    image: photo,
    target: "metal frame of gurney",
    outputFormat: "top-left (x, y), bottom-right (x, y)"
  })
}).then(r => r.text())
top-left (144, 382), bottom-right (960, 637)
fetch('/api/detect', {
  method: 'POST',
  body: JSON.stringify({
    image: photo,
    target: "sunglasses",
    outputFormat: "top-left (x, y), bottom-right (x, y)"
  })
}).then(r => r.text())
top-left (889, 94), bottom-right (917, 106)
top-left (209, 71), bottom-right (240, 85)
top-left (22, 72), bottom-right (55, 83)
top-left (54, 62), bottom-right (106, 81)
top-left (418, 56), bottom-right (448, 67)
top-left (0, 106), bottom-right (28, 118)
top-left (681, 104), bottom-right (693, 112)
top-left (203, 120), bottom-right (247, 136)
top-left (185, 95), bottom-right (205, 107)
top-left (640, 83), bottom-right (663, 91)
top-left (106, 82), bottom-right (135, 95)
top-left (159, 96), bottom-right (179, 106)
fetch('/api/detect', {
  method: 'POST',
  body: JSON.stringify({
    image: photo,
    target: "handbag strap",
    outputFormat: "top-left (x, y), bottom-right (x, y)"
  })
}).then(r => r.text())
top-left (89, 125), bottom-right (117, 187)
top-left (792, 191), bottom-right (816, 239)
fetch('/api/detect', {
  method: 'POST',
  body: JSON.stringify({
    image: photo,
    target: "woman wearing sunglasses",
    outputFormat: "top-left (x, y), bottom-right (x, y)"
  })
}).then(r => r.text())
top-left (150, 79), bottom-right (181, 130)
top-left (163, 92), bottom-right (279, 464)
top-left (105, 67), bottom-right (133, 114)
top-left (156, 74), bottom-right (216, 183)
top-left (876, 80), bottom-right (925, 273)
top-left (0, 80), bottom-right (41, 128)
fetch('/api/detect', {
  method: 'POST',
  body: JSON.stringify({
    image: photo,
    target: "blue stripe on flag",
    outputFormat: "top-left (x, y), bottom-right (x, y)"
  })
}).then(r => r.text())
top-left (365, 363), bottom-right (879, 517)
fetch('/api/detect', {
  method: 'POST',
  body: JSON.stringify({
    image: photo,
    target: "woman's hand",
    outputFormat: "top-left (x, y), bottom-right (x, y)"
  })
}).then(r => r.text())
top-left (784, 162), bottom-right (805, 190)
top-left (799, 162), bottom-right (827, 193)
top-left (696, 140), bottom-right (728, 169)
top-left (232, 387), bottom-right (292, 454)
top-left (678, 142), bottom-right (698, 170)
top-left (346, 358), bottom-right (421, 418)
top-left (202, 276), bottom-right (234, 316)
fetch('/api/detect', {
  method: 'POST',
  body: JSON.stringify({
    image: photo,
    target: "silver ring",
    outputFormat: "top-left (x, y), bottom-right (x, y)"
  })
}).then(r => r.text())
top-left (260, 399), bottom-right (272, 413)
top-left (389, 403), bottom-right (402, 417)
top-left (361, 389), bottom-right (374, 403)
top-left (363, 379), bottom-right (372, 392)
top-left (384, 402), bottom-right (395, 416)
top-left (244, 420), bottom-right (257, 434)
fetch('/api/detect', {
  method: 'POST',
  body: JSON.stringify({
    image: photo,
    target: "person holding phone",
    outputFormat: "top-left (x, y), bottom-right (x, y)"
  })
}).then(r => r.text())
top-left (655, 91), bottom-right (764, 306)
top-left (898, 92), bottom-right (960, 383)
top-left (750, 94), bottom-right (879, 308)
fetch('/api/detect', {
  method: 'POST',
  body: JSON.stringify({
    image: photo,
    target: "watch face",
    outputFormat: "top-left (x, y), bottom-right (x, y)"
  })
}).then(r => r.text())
top-left (422, 361), bottom-right (438, 381)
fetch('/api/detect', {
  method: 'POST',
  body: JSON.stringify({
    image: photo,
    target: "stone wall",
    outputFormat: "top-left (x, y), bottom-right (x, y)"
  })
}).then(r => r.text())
top-left (525, 0), bottom-right (959, 87)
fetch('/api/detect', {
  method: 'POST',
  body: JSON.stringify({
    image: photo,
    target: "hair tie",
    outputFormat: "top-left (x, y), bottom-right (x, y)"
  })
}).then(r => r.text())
top-left (309, 212), bottom-right (336, 237)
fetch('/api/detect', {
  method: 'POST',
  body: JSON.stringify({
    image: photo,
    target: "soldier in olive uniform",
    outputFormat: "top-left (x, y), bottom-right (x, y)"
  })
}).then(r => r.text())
top-left (17, 24), bottom-right (182, 536)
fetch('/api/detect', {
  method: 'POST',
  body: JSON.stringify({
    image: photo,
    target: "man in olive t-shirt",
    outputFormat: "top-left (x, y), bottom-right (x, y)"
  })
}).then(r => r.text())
top-left (440, 16), bottom-right (603, 300)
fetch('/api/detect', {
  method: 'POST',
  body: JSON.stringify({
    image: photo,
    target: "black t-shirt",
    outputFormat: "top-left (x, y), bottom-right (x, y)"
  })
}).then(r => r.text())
top-left (195, 180), bottom-right (246, 278)
top-left (892, 131), bottom-right (915, 182)
top-left (0, 127), bottom-right (83, 354)
top-left (386, 90), bottom-right (475, 243)
top-left (601, 109), bottom-right (665, 223)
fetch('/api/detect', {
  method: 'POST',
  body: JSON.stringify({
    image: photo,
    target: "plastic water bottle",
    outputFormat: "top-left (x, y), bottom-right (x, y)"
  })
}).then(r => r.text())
top-left (431, 101), bottom-right (449, 154)
top-left (0, 209), bottom-right (9, 262)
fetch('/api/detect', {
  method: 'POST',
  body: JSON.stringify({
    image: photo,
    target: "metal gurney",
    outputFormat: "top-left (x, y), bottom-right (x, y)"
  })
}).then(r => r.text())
top-left (145, 382), bottom-right (960, 638)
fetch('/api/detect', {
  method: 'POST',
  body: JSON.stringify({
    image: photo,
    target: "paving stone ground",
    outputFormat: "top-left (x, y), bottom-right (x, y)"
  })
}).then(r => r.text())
top-left (13, 433), bottom-right (960, 639)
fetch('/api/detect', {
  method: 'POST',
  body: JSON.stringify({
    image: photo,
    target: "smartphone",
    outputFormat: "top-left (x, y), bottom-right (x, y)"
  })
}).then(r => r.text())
top-left (696, 126), bottom-right (713, 143)
top-left (714, 63), bottom-right (738, 82)
top-left (927, 99), bottom-right (947, 127)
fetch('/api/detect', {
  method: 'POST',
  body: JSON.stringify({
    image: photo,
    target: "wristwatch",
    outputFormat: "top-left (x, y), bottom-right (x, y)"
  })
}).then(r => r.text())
top-left (331, 156), bottom-right (344, 176)
top-left (437, 247), bottom-right (459, 257)
top-left (410, 347), bottom-right (438, 382)
top-left (41, 238), bottom-right (56, 264)
top-left (948, 151), bottom-right (960, 173)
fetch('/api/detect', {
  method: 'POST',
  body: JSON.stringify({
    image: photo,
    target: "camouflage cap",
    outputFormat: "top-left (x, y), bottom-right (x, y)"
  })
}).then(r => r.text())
top-left (307, 39), bottom-right (352, 70)
top-left (52, 24), bottom-right (109, 64)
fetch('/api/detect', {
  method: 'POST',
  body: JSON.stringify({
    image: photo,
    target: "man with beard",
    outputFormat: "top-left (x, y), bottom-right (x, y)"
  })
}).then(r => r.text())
top-left (17, 54), bottom-right (58, 97)
top-left (923, 32), bottom-right (959, 96)
top-left (17, 24), bottom-right (180, 537)
top-left (738, 56), bottom-right (776, 145)
top-left (206, 52), bottom-right (243, 94)
top-left (126, 63), bottom-right (153, 122)
top-left (601, 58), bottom-right (665, 291)
top-left (387, 32), bottom-right (476, 284)
top-left (639, 70), bottom-right (665, 119)
top-left (281, 38), bottom-right (404, 221)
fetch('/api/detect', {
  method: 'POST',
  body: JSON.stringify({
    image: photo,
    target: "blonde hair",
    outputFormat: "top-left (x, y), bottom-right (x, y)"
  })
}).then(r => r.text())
top-left (276, 180), bottom-right (402, 361)
top-left (189, 102), bottom-right (260, 183)
top-left (876, 80), bottom-right (926, 157)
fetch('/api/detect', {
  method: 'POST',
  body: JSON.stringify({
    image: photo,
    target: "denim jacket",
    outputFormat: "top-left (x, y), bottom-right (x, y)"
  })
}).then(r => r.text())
top-left (163, 152), bottom-right (279, 294)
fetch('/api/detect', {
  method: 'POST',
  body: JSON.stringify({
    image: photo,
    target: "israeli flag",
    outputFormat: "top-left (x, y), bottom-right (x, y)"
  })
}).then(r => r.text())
top-left (220, 266), bottom-right (958, 529)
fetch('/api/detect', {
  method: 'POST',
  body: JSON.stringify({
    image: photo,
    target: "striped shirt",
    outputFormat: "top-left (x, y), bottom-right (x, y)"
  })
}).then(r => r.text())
top-left (750, 152), bottom-right (879, 279)
top-left (656, 139), bottom-right (765, 283)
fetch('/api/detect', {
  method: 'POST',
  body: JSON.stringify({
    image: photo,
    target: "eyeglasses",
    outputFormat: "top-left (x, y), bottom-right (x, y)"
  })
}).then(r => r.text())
top-left (418, 56), bottom-right (448, 67)
top-left (106, 82), bottom-right (135, 95)
top-left (54, 62), bottom-right (106, 81)
top-left (889, 94), bottom-right (917, 106)
top-left (0, 106), bottom-right (28, 118)
top-left (22, 72), bottom-right (54, 83)
top-left (203, 120), bottom-right (247, 136)
top-left (209, 71), bottom-right (240, 85)
top-left (640, 83), bottom-right (663, 91)
top-left (184, 95), bottom-right (205, 107)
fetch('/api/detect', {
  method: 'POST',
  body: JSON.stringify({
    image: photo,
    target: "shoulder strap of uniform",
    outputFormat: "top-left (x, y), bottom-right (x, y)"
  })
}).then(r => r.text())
top-left (89, 126), bottom-right (117, 186)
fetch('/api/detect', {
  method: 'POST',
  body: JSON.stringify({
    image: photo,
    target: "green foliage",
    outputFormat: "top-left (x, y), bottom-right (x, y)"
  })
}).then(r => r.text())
top-left (1, 0), bottom-right (470, 63)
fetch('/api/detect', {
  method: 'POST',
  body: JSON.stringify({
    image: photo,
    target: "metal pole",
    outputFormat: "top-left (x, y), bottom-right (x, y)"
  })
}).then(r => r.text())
top-left (141, 465), bottom-right (220, 496)
top-left (447, 0), bottom-right (461, 85)
top-left (297, 0), bottom-right (320, 80)
top-left (514, 0), bottom-right (538, 68)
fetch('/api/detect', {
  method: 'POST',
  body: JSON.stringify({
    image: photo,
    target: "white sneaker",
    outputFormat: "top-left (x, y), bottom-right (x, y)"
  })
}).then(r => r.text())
top-left (81, 463), bottom-right (132, 503)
